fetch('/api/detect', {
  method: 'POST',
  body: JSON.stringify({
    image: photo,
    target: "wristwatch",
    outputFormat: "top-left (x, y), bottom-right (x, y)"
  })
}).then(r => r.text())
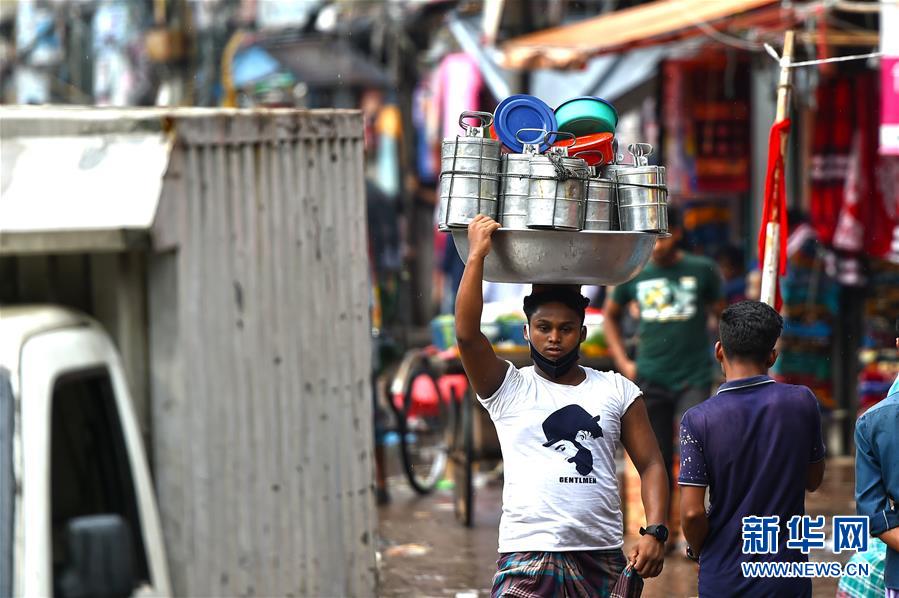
top-left (639, 524), bottom-right (669, 543)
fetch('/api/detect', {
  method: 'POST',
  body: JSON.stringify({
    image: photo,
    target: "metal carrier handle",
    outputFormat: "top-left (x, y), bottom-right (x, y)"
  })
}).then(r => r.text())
top-left (572, 150), bottom-right (607, 177)
top-left (459, 111), bottom-right (494, 137)
top-left (547, 131), bottom-right (576, 156)
top-left (539, 131), bottom-right (586, 184)
top-left (514, 128), bottom-right (548, 154)
top-left (627, 142), bottom-right (654, 167)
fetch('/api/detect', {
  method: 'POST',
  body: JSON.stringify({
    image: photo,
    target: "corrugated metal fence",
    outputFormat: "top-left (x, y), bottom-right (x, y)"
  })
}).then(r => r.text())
top-left (148, 110), bottom-right (375, 596)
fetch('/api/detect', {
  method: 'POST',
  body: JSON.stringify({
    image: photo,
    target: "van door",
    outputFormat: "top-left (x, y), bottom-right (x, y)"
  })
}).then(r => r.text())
top-left (19, 326), bottom-right (170, 597)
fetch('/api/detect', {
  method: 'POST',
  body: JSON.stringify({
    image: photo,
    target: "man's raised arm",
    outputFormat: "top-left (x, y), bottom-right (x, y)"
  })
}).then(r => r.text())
top-left (455, 215), bottom-right (510, 398)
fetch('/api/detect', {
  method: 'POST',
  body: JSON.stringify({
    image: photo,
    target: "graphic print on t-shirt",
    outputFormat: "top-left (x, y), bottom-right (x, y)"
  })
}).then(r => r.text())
top-left (635, 276), bottom-right (698, 321)
top-left (541, 404), bottom-right (604, 476)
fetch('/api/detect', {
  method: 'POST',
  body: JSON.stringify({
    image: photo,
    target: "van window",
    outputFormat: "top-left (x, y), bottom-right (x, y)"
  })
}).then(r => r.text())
top-left (50, 368), bottom-right (149, 586)
top-left (0, 369), bottom-right (13, 597)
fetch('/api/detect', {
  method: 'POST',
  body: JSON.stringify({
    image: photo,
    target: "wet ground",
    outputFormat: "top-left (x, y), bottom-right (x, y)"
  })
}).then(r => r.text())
top-left (377, 457), bottom-right (856, 597)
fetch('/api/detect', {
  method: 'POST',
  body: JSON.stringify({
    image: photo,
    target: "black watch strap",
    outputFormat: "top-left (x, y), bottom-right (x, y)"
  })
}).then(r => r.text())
top-left (639, 524), bottom-right (669, 543)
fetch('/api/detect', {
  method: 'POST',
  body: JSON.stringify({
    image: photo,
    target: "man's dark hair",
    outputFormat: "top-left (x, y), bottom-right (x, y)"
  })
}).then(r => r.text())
top-left (523, 287), bottom-right (589, 324)
top-left (719, 300), bottom-right (783, 363)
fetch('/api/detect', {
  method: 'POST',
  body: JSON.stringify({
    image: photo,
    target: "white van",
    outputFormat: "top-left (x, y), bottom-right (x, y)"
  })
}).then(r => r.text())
top-left (0, 305), bottom-right (171, 597)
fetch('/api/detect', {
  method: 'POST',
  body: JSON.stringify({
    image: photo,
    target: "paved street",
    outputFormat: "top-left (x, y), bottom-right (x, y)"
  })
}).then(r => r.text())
top-left (378, 457), bottom-right (857, 597)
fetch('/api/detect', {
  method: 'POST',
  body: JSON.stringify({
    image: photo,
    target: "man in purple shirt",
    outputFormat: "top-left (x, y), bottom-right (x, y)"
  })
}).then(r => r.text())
top-left (678, 301), bottom-right (826, 597)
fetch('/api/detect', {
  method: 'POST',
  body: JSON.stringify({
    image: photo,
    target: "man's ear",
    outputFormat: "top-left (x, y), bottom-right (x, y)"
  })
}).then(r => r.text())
top-left (580, 325), bottom-right (587, 343)
top-left (714, 341), bottom-right (725, 364)
top-left (766, 349), bottom-right (778, 369)
top-left (523, 324), bottom-right (529, 343)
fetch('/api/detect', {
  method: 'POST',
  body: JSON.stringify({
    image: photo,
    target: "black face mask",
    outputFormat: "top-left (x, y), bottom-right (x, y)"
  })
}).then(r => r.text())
top-left (530, 342), bottom-right (580, 379)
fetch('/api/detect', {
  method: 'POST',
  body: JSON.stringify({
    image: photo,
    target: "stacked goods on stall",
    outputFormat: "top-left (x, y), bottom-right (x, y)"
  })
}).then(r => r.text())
top-left (430, 311), bottom-right (529, 352)
top-left (582, 310), bottom-right (608, 357)
top-left (857, 260), bottom-right (899, 413)
top-left (770, 233), bottom-right (839, 411)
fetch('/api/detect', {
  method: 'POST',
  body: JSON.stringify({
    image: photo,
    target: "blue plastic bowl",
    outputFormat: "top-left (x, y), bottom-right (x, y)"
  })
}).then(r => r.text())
top-left (493, 95), bottom-right (557, 153)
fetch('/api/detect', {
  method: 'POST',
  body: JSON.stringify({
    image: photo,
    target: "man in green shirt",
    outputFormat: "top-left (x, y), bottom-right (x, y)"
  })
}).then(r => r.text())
top-left (603, 207), bottom-right (725, 521)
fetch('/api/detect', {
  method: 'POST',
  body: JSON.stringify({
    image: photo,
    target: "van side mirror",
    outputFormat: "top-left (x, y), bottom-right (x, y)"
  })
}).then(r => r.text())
top-left (57, 514), bottom-right (135, 598)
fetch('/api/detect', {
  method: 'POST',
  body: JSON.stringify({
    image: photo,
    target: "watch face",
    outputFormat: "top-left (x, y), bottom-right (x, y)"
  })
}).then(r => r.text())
top-left (646, 525), bottom-right (668, 542)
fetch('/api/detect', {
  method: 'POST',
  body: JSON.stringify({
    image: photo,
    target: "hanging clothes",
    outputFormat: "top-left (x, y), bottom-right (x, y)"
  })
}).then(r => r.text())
top-left (810, 77), bottom-right (852, 246)
top-left (813, 71), bottom-right (898, 261)
top-left (432, 53), bottom-right (483, 138)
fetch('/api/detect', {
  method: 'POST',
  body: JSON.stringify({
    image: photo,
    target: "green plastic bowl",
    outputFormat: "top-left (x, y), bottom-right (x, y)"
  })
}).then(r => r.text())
top-left (554, 96), bottom-right (619, 136)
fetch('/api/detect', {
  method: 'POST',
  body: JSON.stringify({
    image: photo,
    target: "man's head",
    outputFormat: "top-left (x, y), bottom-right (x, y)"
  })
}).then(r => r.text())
top-left (541, 404), bottom-right (604, 476)
top-left (522, 286), bottom-right (589, 361)
top-left (652, 204), bottom-right (682, 265)
top-left (716, 300), bottom-right (783, 369)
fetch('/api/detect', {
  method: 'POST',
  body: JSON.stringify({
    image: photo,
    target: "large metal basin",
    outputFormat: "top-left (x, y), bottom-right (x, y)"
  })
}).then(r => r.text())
top-left (451, 228), bottom-right (660, 285)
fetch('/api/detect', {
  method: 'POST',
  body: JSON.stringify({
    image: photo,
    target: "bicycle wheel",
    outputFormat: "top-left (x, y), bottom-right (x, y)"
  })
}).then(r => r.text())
top-left (399, 367), bottom-right (452, 494)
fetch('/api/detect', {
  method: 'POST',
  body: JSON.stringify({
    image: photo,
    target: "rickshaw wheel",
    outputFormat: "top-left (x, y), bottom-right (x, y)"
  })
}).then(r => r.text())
top-left (399, 365), bottom-right (452, 494)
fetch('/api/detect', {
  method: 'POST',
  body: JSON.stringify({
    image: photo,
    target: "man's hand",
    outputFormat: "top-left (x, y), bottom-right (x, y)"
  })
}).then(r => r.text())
top-left (619, 358), bottom-right (637, 382)
top-left (467, 214), bottom-right (500, 260)
top-left (629, 535), bottom-right (664, 578)
top-left (878, 527), bottom-right (899, 553)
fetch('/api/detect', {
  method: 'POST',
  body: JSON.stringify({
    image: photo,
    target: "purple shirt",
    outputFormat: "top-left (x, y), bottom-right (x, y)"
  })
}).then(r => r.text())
top-left (679, 375), bottom-right (825, 598)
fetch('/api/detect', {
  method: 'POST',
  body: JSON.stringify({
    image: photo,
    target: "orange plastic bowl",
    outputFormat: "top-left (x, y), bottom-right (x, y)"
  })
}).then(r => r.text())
top-left (554, 132), bottom-right (615, 166)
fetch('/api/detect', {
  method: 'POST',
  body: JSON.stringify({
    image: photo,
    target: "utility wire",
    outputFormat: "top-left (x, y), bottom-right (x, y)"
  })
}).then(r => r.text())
top-left (764, 43), bottom-right (883, 67)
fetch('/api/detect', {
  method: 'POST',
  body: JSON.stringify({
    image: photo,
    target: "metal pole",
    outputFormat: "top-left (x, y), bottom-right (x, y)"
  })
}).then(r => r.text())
top-left (760, 30), bottom-right (794, 307)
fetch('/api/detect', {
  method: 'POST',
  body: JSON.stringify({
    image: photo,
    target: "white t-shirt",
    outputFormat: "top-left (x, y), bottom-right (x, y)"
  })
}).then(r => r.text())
top-left (479, 363), bottom-right (641, 553)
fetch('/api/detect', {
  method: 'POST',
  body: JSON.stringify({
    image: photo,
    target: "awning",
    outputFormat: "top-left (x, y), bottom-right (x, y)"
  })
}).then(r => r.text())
top-left (501, 0), bottom-right (795, 69)
top-left (530, 44), bottom-right (672, 109)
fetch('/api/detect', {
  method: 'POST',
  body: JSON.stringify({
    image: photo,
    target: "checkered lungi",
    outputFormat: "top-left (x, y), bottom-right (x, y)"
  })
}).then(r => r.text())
top-left (491, 549), bottom-right (628, 598)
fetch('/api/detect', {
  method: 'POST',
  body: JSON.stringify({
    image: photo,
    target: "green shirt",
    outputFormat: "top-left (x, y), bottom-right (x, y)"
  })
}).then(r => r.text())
top-left (612, 253), bottom-right (722, 390)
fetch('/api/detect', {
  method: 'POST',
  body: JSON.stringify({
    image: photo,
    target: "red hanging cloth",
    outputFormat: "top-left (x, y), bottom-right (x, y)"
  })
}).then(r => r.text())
top-left (758, 118), bottom-right (791, 311)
